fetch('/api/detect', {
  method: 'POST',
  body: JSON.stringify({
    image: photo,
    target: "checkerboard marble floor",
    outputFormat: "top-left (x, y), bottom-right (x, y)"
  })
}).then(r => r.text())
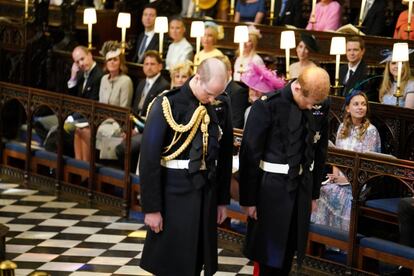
top-left (0, 181), bottom-right (253, 275)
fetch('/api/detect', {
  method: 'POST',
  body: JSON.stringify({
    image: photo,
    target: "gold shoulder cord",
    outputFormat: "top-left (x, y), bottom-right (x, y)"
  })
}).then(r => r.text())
top-left (161, 96), bottom-right (210, 161)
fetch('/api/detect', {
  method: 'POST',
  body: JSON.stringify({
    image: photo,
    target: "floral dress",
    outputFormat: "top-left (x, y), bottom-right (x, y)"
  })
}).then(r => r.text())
top-left (311, 123), bottom-right (381, 231)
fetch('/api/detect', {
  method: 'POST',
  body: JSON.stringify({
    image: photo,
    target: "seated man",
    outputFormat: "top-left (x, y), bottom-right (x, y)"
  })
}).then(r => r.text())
top-left (34, 46), bottom-right (103, 154)
top-left (339, 36), bottom-right (367, 97)
top-left (116, 50), bottom-right (170, 171)
top-left (131, 4), bottom-right (159, 64)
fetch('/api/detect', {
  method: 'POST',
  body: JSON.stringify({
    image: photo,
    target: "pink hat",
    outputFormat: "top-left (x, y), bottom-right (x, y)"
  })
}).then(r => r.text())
top-left (241, 63), bottom-right (286, 93)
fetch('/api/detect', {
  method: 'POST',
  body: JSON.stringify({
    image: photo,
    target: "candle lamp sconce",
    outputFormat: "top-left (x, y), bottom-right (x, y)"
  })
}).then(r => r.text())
top-left (331, 82), bottom-right (343, 96)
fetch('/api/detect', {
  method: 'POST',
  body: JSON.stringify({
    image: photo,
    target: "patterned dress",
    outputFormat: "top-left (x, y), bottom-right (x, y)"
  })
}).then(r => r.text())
top-left (311, 123), bottom-right (381, 231)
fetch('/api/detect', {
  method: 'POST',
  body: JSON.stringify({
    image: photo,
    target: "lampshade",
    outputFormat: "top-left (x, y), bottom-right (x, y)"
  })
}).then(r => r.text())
top-left (83, 8), bottom-right (97, 24)
top-left (280, 31), bottom-right (296, 49)
top-left (402, 0), bottom-right (414, 3)
top-left (392, 43), bottom-right (409, 62)
top-left (117, 12), bottom-right (131, 28)
top-left (154, 16), bottom-right (168, 33)
top-left (190, 21), bottom-right (205, 38)
top-left (234, 25), bottom-right (249, 43)
top-left (329, 37), bottom-right (346, 55)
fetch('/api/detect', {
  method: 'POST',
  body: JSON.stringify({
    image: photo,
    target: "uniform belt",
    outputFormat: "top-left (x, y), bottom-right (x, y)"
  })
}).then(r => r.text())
top-left (160, 159), bottom-right (207, 170)
top-left (259, 160), bottom-right (303, 175)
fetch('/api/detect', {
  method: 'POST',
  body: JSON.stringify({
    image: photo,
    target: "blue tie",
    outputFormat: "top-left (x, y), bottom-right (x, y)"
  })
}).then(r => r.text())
top-left (279, 0), bottom-right (288, 17)
top-left (138, 34), bottom-right (148, 62)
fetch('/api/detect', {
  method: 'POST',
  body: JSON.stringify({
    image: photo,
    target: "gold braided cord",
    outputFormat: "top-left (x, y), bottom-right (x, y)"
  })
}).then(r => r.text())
top-left (162, 97), bottom-right (206, 132)
top-left (163, 131), bottom-right (183, 153)
top-left (161, 96), bottom-right (209, 161)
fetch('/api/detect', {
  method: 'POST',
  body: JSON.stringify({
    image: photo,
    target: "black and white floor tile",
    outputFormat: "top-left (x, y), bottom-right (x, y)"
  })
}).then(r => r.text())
top-left (0, 181), bottom-right (253, 275)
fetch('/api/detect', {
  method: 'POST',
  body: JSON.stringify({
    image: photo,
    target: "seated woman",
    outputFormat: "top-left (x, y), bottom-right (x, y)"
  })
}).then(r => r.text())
top-left (165, 16), bottom-right (193, 70)
top-left (289, 33), bottom-right (318, 79)
top-left (242, 63), bottom-right (286, 123)
top-left (379, 53), bottom-right (414, 108)
top-left (234, 0), bottom-right (266, 24)
top-left (306, 0), bottom-right (341, 31)
top-left (193, 22), bottom-right (224, 66)
top-left (233, 25), bottom-right (264, 82)
top-left (394, 1), bottom-right (414, 40)
top-left (311, 90), bottom-right (381, 231)
top-left (169, 60), bottom-right (193, 89)
top-left (74, 41), bottom-right (133, 162)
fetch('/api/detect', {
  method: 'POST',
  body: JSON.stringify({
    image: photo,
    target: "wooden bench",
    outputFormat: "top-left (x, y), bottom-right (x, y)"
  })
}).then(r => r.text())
top-left (358, 237), bottom-right (414, 276)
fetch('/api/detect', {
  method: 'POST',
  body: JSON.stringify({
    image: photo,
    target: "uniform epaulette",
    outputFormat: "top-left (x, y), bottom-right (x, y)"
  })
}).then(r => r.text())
top-left (145, 89), bottom-right (173, 116)
top-left (260, 90), bottom-right (281, 102)
top-left (162, 87), bottom-right (180, 98)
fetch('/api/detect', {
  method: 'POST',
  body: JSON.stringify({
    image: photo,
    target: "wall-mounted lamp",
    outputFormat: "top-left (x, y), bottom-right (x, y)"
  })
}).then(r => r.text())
top-left (392, 42), bottom-right (409, 106)
top-left (116, 12), bottom-right (131, 54)
top-left (330, 36), bottom-right (346, 95)
top-left (280, 30), bottom-right (296, 80)
top-left (190, 21), bottom-right (205, 68)
top-left (83, 8), bottom-right (97, 49)
top-left (154, 16), bottom-right (168, 58)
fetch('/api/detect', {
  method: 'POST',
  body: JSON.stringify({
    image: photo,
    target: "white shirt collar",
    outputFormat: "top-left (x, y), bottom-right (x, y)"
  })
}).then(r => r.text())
top-left (146, 73), bottom-right (161, 87)
top-left (348, 60), bottom-right (361, 72)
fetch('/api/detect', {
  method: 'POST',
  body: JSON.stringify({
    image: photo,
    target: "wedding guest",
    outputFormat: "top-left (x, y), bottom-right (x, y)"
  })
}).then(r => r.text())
top-left (234, 0), bottom-right (266, 24)
top-left (306, 0), bottom-right (341, 31)
top-left (165, 16), bottom-right (193, 70)
top-left (74, 41), bottom-right (133, 161)
top-left (379, 52), bottom-right (414, 108)
top-left (169, 60), bottom-right (193, 89)
top-left (233, 25), bottom-right (264, 82)
top-left (312, 90), bottom-right (381, 231)
top-left (193, 21), bottom-right (224, 66)
top-left (289, 33), bottom-right (319, 79)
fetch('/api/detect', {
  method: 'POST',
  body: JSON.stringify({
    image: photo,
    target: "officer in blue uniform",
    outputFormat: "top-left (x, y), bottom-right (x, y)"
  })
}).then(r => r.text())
top-left (139, 58), bottom-right (233, 276)
top-left (239, 66), bottom-right (331, 275)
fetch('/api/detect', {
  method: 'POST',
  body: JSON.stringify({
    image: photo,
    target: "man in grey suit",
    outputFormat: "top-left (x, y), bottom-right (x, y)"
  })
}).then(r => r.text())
top-left (116, 50), bottom-right (170, 171)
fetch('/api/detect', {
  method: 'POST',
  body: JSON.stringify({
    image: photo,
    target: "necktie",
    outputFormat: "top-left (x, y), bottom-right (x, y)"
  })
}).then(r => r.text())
top-left (137, 34), bottom-right (148, 62)
top-left (82, 71), bottom-right (89, 92)
top-left (362, 0), bottom-right (373, 22)
top-left (279, 0), bottom-right (288, 17)
top-left (348, 70), bottom-right (354, 82)
top-left (138, 81), bottom-right (150, 113)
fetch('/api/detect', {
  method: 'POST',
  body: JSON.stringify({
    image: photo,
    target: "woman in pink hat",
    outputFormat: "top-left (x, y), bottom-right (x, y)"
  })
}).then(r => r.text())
top-left (241, 63), bottom-right (285, 124)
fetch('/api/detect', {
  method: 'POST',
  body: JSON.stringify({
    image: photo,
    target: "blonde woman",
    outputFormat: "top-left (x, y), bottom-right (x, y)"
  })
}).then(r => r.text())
top-left (169, 61), bottom-right (193, 89)
top-left (193, 21), bottom-right (224, 66)
top-left (379, 58), bottom-right (414, 108)
top-left (233, 25), bottom-right (264, 81)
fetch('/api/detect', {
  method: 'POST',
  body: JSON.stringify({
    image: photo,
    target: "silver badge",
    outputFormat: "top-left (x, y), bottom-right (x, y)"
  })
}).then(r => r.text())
top-left (309, 161), bottom-right (314, 171)
top-left (313, 131), bottom-right (321, 144)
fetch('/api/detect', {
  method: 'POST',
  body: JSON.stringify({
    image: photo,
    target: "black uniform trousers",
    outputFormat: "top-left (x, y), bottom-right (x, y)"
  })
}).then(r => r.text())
top-left (259, 191), bottom-right (298, 276)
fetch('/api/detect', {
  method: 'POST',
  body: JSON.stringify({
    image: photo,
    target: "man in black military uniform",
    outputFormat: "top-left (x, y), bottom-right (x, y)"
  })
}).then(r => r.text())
top-left (139, 57), bottom-right (233, 276)
top-left (239, 66), bottom-right (331, 275)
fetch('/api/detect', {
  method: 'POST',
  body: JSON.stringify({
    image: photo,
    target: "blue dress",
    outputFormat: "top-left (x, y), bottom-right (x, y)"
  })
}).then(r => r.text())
top-left (311, 123), bottom-right (381, 231)
top-left (382, 80), bottom-right (414, 107)
top-left (236, 0), bottom-right (266, 22)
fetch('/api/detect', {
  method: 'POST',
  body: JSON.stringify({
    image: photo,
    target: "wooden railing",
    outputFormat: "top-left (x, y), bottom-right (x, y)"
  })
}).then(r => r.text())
top-left (0, 81), bottom-right (133, 216)
top-left (326, 147), bottom-right (414, 267)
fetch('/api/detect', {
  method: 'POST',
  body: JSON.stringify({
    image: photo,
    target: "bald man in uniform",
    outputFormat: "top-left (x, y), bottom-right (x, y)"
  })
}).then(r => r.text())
top-left (239, 66), bottom-right (331, 275)
top-left (139, 57), bottom-right (233, 276)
